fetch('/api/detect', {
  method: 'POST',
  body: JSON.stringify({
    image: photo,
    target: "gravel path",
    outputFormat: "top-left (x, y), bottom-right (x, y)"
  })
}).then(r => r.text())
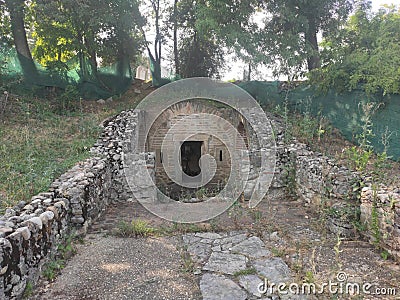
top-left (31, 234), bottom-right (200, 300)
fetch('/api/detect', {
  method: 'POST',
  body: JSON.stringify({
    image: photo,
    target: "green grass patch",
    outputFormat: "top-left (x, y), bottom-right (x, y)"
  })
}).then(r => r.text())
top-left (42, 259), bottom-right (65, 281)
top-left (0, 91), bottom-right (144, 212)
top-left (233, 267), bottom-right (257, 277)
top-left (115, 219), bottom-right (156, 237)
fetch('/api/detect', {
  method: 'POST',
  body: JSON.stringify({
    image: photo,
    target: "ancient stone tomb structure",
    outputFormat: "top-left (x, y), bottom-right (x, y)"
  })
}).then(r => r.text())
top-left (146, 100), bottom-right (251, 200)
top-left (0, 81), bottom-right (399, 298)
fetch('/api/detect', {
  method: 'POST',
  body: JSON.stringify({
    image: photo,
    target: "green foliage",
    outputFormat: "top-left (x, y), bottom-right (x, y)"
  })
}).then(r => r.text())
top-left (0, 95), bottom-right (102, 211)
top-left (345, 101), bottom-right (380, 172)
top-left (22, 281), bottom-right (34, 299)
top-left (260, 0), bottom-right (353, 77)
top-left (370, 199), bottom-right (381, 246)
top-left (173, 0), bottom-right (228, 78)
top-left (116, 219), bottom-right (156, 238)
top-left (304, 271), bottom-right (315, 284)
top-left (346, 146), bottom-right (372, 172)
top-left (56, 85), bottom-right (81, 114)
top-left (283, 155), bottom-right (297, 198)
top-left (42, 259), bottom-right (65, 281)
top-left (311, 3), bottom-right (400, 95)
top-left (233, 268), bottom-right (257, 277)
top-left (58, 233), bottom-right (77, 259)
top-left (178, 245), bottom-right (195, 273)
top-left (178, 34), bottom-right (224, 78)
top-left (33, 0), bottom-right (145, 69)
top-left (380, 249), bottom-right (390, 260)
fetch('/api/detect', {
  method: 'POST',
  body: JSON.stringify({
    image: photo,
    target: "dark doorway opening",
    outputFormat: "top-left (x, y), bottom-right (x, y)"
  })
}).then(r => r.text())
top-left (181, 141), bottom-right (202, 177)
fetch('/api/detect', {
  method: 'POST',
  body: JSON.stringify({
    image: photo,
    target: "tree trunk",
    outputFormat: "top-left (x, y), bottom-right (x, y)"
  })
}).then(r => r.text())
top-left (173, 0), bottom-right (180, 75)
top-left (5, 0), bottom-right (37, 78)
top-left (305, 18), bottom-right (320, 71)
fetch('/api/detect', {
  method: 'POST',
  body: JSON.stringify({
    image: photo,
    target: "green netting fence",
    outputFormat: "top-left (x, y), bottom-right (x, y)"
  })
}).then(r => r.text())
top-left (239, 81), bottom-right (400, 161)
top-left (0, 46), bottom-right (133, 99)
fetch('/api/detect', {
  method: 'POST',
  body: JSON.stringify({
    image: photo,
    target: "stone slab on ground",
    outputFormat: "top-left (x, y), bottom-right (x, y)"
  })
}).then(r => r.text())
top-left (203, 252), bottom-right (248, 275)
top-left (253, 257), bottom-right (292, 283)
top-left (231, 236), bottom-right (272, 259)
top-left (200, 273), bottom-right (247, 300)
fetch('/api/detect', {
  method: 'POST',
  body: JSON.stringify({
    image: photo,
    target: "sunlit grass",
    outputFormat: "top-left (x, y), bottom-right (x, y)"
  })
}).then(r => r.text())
top-left (0, 92), bottom-right (143, 212)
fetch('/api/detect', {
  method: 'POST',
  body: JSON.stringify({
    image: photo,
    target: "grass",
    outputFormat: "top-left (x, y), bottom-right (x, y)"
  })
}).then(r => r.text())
top-left (22, 281), bottom-right (34, 299)
top-left (233, 267), bottom-right (258, 277)
top-left (42, 259), bottom-right (65, 281)
top-left (178, 245), bottom-right (195, 273)
top-left (115, 219), bottom-right (156, 237)
top-left (0, 87), bottom-right (147, 212)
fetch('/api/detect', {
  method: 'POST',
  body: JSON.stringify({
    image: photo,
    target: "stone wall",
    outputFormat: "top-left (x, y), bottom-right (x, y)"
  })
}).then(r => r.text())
top-left (270, 116), bottom-right (361, 238)
top-left (0, 156), bottom-right (112, 299)
top-left (270, 116), bottom-right (400, 260)
top-left (360, 183), bottom-right (400, 260)
top-left (0, 109), bottom-right (141, 299)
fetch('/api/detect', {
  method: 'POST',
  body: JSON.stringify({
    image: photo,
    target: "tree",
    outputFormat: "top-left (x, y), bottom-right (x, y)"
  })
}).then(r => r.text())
top-left (260, 0), bottom-right (353, 78)
top-left (192, 0), bottom-right (260, 78)
top-left (173, 0), bottom-right (240, 78)
top-left (34, 0), bottom-right (144, 79)
top-left (0, 0), bottom-right (11, 45)
top-left (178, 32), bottom-right (224, 78)
top-left (173, 0), bottom-right (179, 75)
top-left (4, 0), bottom-right (37, 78)
top-left (141, 0), bottom-right (167, 85)
top-left (310, 2), bottom-right (400, 95)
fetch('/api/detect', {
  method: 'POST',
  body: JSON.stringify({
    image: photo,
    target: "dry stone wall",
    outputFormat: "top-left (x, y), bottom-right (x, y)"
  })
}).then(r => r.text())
top-left (361, 183), bottom-right (400, 259)
top-left (0, 110), bottom-right (141, 299)
top-left (269, 116), bottom-right (362, 238)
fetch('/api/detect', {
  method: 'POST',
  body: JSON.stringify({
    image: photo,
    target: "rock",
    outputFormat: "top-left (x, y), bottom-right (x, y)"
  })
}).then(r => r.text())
top-left (28, 217), bottom-right (43, 230)
top-left (186, 241), bottom-right (212, 263)
top-left (10, 274), bottom-right (20, 285)
top-left (0, 227), bottom-right (13, 237)
top-left (239, 274), bottom-right (264, 297)
top-left (17, 201), bottom-right (27, 209)
top-left (182, 234), bottom-right (201, 245)
top-left (0, 265), bottom-right (8, 275)
top-left (106, 97), bottom-right (113, 102)
top-left (200, 273), bottom-right (247, 300)
top-left (3, 209), bottom-right (16, 218)
top-left (11, 278), bottom-right (26, 298)
top-left (195, 232), bottom-right (222, 239)
top-left (71, 216), bottom-right (85, 224)
top-left (231, 236), bottom-right (271, 259)
top-left (193, 268), bottom-right (202, 275)
top-left (97, 99), bottom-right (106, 104)
top-left (253, 257), bottom-right (292, 283)
top-left (215, 233), bottom-right (248, 246)
top-left (16, 227), bottom-right (31, 240)
top-left (203, 252), bottom-right (247, 275)
top-left (43, 199), bottom-right (53, 206)
top-left (40, 211), bottom-right (55, 224)
top-left (22, 204), bottom-right (34, 211)
top-left (270, 231), bottom-right (280, 241)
